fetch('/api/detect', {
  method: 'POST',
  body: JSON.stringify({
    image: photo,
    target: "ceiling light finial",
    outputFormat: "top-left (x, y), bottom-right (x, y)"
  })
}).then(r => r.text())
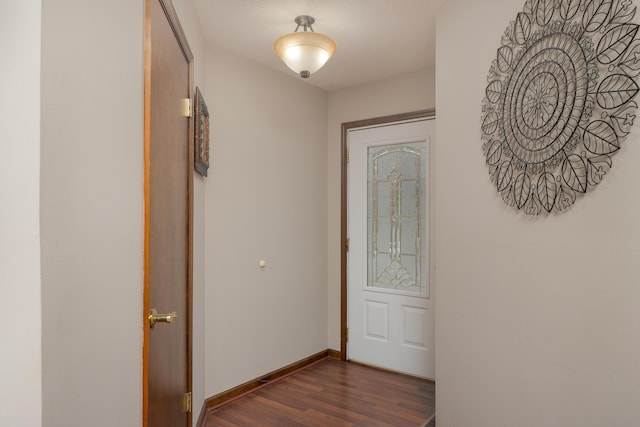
top-left (273, 15), bottom-right (337, 79)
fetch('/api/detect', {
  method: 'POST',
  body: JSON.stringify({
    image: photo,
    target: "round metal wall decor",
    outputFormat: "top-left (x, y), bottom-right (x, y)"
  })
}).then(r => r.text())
top-left (481, 0), bottom-right (640, 214)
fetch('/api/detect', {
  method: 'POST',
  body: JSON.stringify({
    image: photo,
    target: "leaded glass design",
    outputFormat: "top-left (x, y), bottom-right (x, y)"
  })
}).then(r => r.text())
top-left (367, 141), bottom-right (427, 296)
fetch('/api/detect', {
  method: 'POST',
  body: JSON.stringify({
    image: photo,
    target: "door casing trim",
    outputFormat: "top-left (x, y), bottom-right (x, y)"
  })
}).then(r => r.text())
top-left (340, 109), bottom-right (435, 360)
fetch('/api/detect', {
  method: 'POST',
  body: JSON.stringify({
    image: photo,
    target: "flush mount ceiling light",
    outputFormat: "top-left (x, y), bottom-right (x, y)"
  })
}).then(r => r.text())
top-left (273, 15), bottom-right (337, 79)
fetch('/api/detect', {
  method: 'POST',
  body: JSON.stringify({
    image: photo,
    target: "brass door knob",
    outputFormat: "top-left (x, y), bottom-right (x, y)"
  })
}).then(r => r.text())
top-left (148, 309), bottom-right (177, 328)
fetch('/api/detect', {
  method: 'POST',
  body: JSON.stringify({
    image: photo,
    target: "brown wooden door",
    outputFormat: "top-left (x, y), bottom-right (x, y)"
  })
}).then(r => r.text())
top-left (144, 0), bottom-right (193, 426)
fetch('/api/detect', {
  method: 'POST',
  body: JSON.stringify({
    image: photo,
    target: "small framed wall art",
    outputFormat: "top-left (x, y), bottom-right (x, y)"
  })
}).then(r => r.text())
top-left (194, 86), bottom-right (210, 177)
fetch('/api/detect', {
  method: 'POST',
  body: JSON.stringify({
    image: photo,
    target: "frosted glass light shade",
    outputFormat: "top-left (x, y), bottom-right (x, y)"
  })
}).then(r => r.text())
top-left (273, 32), bottom-right (337, 77)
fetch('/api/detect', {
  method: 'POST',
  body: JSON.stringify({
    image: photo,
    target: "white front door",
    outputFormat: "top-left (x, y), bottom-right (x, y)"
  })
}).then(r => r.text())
top-left (347, 117), bottom-right (435, 379)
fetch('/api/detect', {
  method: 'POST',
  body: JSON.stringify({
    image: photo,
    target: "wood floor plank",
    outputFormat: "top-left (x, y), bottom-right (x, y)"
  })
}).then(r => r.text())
top-left (204, 358), bottom-right (434, 426)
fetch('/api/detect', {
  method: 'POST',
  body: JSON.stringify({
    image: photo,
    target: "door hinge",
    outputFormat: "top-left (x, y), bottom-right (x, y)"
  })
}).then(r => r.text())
top-left (346, 327), bottom-right (349, 342)
top-left (346, 238), bottom-right (350, 252)
top-left (183, 392), bottom-right (192, 413)
top-left (182, 98), bottom-right (192, 118)
top-left (346, 149), bottom-right (350, 164)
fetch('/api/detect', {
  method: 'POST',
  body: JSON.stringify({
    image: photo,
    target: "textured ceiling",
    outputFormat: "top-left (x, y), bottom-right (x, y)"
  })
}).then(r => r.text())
top-left (192, 0), bottom-right (445, 91)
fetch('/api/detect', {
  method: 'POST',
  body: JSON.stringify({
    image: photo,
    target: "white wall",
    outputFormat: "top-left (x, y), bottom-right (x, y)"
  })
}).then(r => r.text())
top-left (326, 69), bottom-right (435, 350)
top-left (0, 1), bottom-right (42, 426)
top-left (436, 1), bottom-right (640, 426)
top-left (40, 1), bottom-right (145, 425)
top-left (203, 45), bottom-right (329, 395)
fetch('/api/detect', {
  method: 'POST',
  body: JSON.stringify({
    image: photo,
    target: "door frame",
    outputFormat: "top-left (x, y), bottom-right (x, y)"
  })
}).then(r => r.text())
top-left (143, 0), bottom-right (194, 425)
top-left (340, 109), bottom-right (435, 360)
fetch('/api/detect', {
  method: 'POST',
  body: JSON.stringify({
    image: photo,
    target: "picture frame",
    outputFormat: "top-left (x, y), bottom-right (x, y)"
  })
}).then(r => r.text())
top-left (194, 86), bottom-right (210, 177)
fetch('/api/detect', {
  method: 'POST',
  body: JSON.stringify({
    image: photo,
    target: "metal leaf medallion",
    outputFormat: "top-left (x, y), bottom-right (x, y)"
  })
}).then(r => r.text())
top-left (481, 0), bottom-right (640, 214)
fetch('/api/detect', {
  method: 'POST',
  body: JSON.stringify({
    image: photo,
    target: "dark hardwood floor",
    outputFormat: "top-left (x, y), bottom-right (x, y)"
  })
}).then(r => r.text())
top-left (202, 358), bottom-right (435, 427)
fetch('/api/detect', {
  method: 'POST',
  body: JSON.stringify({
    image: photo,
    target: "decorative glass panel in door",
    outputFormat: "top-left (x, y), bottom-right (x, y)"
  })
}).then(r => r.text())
top-left (367, 141), bottom-right (427, 296)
